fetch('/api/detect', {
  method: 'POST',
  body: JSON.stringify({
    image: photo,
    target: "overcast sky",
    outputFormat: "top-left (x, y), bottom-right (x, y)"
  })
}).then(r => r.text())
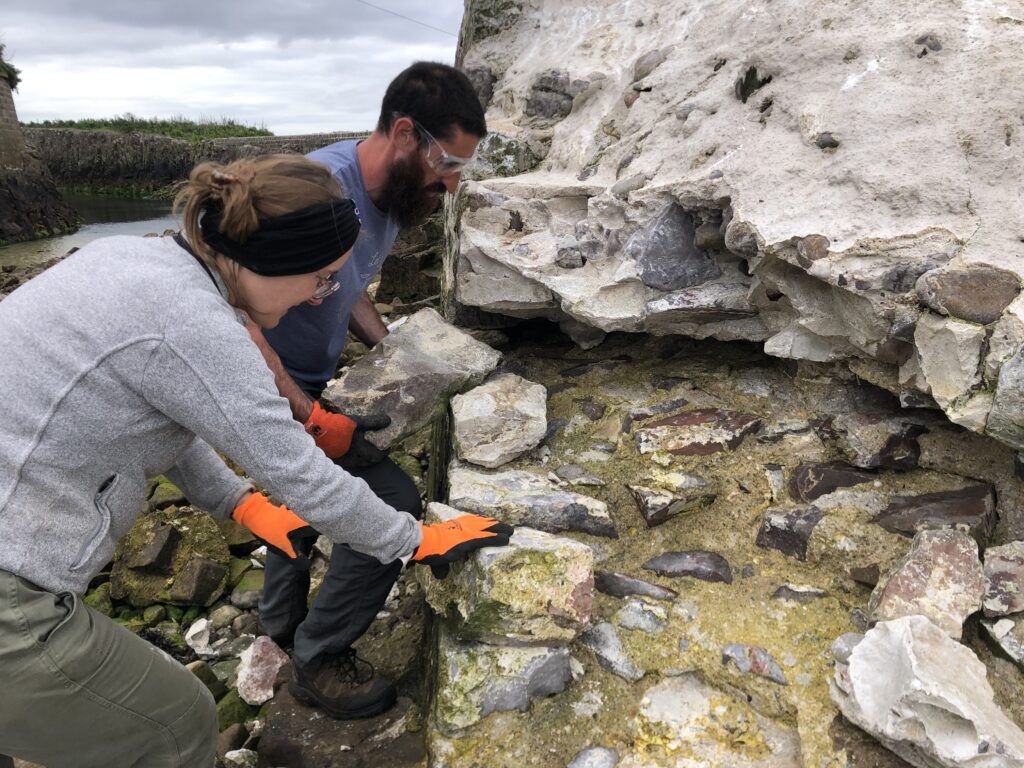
top-left (3, 0), bottom-right (463, 135)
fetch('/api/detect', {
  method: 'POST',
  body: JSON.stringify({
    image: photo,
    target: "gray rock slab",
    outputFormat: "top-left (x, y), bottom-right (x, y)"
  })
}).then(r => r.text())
top-left (448, 464), bottom-right (617, 538)
top-left (642, 550), bottom-right (732, 583)
top-left (125, 523), bottom-right (180, 570)
top-left (580, 622), bottom-right (645, 682)
top-left (451, 373), bottom-right (548, 468)
top-left (868, 529), bottom-right (985, 639)
top-left (983, 541), bottom-right (1024, 617)
top-left (831, 616), bottom-right (1024, 768)
top-left (323, 308), bottom-right (501, 448)
top-left (167, 556), bottom-right (228, 607)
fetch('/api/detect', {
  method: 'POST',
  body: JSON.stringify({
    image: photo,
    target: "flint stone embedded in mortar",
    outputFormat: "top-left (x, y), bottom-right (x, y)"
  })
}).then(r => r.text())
top-left (634, 408), bottom-right (761, 455)
top-left (420, 503), bottom-right (594, 645)
top-left (625, 203), bottom-right (722, 292)
top-left (868, 529), bottom-right (985, 639)
top-left (871, 482), bottom-right (997, 545)
top-left (642, 550), bottom-right (732, 583)
top-left (580, 621), bottom-right (645, 682)
top-left (595, 571), bottom-right (678, 602)
top-left (831, 616), bottom-right (1024, 768)
top-left (627, 475), bottom-right (716, 528)
top-left (831, 411), bottom-right (929, 470)
top-left (788, 462), bottom-right (875, 502)
top-left (916, 264), bottom-right (1021, 325)
top-left (322, 308), bottom-right (501, 448)
top-left (756, 505), bottom-right (824, 561)
top-left (448, 463), bottom-right (617, 538)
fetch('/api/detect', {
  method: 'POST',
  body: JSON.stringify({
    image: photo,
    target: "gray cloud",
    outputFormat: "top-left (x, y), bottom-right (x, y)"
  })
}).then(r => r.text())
top-left (2, 0), bottom-right (462, 133)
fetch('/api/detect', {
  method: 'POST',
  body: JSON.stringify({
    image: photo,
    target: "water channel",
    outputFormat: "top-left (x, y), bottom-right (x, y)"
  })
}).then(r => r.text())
top-left (0, 192), bottom-right (177, 268)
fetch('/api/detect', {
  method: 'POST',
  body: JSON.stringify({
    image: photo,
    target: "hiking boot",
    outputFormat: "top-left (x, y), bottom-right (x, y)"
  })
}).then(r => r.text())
top-left (289, 649), bottom-right (397, 719)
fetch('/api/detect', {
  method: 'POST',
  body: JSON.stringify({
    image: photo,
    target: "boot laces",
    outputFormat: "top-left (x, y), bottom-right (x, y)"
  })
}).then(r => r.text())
top-left (329, 648), bottom-right (375, 685)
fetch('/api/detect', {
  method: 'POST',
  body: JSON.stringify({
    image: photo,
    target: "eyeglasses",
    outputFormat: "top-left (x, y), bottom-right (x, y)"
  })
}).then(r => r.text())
top-left (312, 271), bottom-right (340, 300)
top-left (395, 112), bottom-right (475, 176)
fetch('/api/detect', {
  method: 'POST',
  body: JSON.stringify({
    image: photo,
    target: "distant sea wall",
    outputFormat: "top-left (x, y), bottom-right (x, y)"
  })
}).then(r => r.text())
top-left (23, 128), bottom-right (370, 194)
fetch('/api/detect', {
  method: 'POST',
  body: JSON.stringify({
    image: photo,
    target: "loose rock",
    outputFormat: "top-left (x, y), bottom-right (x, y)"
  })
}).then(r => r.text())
top-left (831, 616), bottom-right (1024, 767)
top-left (868, 529), bottom-right (985, 639)
top-left (634, 408), bottom-right (761, 455)
top-left (756, 505), bottom-right (824, 561)
top-left (983, 541), bottom-right (1024, 617)
top-left (451, 373), bottom-right (548, 468)
top-left (594, 571), bottom-right (678, 602)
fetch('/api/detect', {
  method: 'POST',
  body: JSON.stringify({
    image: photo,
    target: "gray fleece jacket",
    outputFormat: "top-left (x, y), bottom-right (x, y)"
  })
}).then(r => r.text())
top-left (0, 235), bottom-right (421, 595)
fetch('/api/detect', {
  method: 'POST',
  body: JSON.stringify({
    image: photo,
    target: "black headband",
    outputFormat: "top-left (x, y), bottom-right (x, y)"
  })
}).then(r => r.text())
top-left (200, 198), bottom-right (360, 276)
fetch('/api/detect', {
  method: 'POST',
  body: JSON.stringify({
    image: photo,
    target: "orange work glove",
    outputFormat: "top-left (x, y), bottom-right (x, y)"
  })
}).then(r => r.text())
top-left (303, 400), bottom-right (357, 459)
top-left (232, 493), bottom-right (318, 568)
top-left (412, 514), bottom-right (514, 579)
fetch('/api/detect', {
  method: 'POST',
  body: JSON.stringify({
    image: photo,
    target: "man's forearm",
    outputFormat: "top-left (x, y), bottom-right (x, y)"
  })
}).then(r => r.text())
top-left (245, 318), bottom-right (314, 422)
top-left (348, 291), bottom-right (389, 348)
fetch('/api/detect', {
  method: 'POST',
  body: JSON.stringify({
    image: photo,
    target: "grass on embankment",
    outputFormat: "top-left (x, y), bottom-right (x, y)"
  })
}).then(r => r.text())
top-left (21, 113), bottom-right (273, 143)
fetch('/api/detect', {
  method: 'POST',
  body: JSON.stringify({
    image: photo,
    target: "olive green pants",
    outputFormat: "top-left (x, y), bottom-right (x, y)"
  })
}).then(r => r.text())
top-left (0, 570), bottom-right (216, 767)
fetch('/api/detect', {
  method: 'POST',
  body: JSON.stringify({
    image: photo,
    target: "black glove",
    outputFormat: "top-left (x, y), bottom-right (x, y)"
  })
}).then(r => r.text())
top-left (329, 406), bottom-right (391, 469)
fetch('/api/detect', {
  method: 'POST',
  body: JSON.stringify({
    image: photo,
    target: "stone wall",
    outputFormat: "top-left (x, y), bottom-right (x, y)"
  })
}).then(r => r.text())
top-left (0, 81), bottom-right (78, 244)
top-left (448, 0), bottom-right (1024, 452)
top-left (23, 128), bottom-right (369, 191)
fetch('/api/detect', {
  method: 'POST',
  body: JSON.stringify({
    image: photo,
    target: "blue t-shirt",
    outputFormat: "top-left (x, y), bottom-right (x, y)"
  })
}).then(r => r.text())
top-left (263, 140), bottom-right (399, 389)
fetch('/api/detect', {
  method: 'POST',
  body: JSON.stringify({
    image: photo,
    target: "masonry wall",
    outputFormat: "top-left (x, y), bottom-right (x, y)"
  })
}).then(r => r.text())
top-left (23, 128), bottom-right (369, 191)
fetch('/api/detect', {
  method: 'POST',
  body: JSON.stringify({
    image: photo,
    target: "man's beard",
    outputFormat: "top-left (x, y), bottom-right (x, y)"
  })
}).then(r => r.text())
top-left (379, 154), bottom-right (447, 228)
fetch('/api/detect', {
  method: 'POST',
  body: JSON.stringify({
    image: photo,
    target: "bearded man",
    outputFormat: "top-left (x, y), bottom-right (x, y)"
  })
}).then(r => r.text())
top-left (247, 61), bottom-right (486, 719)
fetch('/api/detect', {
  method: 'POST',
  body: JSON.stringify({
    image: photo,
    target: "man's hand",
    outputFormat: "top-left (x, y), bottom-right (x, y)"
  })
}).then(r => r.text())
top-left (336, 413), bottom-right (392, 469)
top-left (231, 493), bottom-right (319, 568)
top-left (412, 514), bottom-right (514, 579)
top-left (303, 400), bottom-right (357, 459)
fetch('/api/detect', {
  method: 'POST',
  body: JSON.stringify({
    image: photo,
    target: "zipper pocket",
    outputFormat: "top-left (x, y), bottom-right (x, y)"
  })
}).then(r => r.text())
top-left (70, 474), bottom-right (117, 572)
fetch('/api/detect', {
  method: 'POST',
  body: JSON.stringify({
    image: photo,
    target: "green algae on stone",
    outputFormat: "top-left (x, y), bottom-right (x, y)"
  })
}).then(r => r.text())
top-left (110, 506), bottom-right (231, 608)
top-left (217, 688), bottom-right (259, 731)
top-left (84, 582), bottom-right (113, 616)
top-left (421, 504), bottom-right (594, 645)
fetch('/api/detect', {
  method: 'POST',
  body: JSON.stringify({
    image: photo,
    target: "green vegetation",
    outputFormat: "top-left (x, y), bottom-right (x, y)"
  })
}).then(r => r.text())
top-left (22, 113), bottom-right (273, 143)
top-left (0, 44), bottom-right (21, 90)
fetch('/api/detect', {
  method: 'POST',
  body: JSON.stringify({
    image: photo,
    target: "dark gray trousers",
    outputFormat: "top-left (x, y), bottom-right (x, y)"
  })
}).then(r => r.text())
top-left (258, 457), bottom-right (422, 669)
top-left (0, 570), bottom-right (216, 767)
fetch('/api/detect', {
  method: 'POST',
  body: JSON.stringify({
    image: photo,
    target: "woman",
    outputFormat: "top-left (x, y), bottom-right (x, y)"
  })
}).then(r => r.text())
top-left (0, 155), bottom-right (511, 767)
